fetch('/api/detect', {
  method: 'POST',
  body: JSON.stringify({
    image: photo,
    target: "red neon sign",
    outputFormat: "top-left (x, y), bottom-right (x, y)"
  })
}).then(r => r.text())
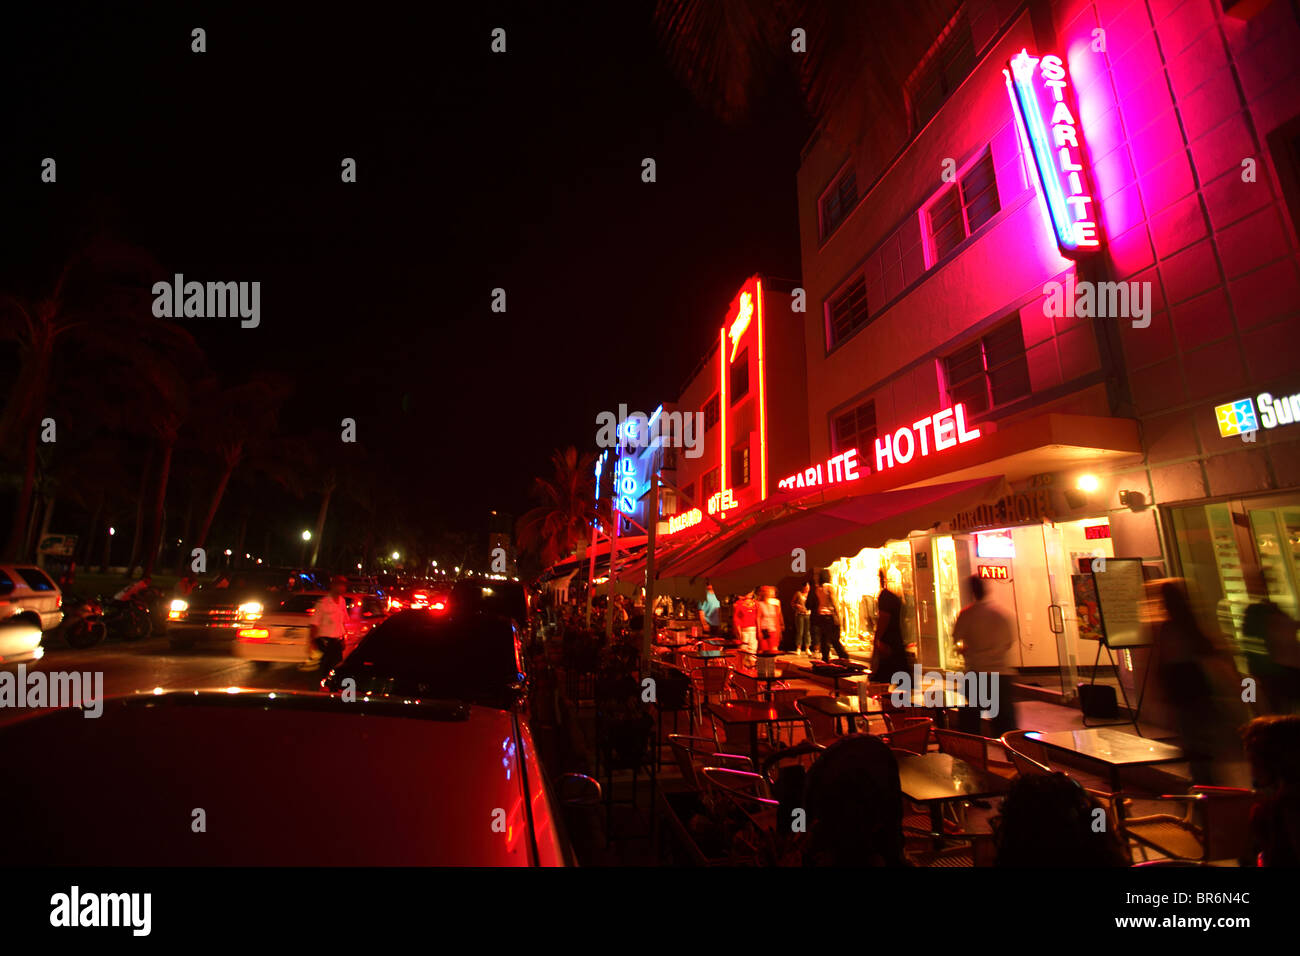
top-left (1084, 524), bottom-right (1111, 540)
top-left (979, 565), bottom-right (1009, 580)
top-left (778, 449), bottom-right (863, 492)
top-left (875, 403), bottom-right (981, 473)
top-left (729, 291), bottom-right (753, 362)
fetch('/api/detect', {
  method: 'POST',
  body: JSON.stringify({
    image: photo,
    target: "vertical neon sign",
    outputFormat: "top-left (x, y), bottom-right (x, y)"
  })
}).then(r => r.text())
top-left (719, 325), bottom-right (726, 491)
top-left (756, 279), bottom-right (767, 501)
top-left (1005, 49), bottom-right (1100, 256)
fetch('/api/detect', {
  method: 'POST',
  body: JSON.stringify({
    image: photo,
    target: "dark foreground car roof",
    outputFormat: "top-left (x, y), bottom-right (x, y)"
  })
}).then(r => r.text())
top-left (0, 691), bottom-right (566, 866)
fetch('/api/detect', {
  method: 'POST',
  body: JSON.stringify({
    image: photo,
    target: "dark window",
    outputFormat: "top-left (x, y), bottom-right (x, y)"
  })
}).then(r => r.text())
top-left (910, 17), bottom-right (976, 130)
top-left (730, 349), bottom-right (749, 404)
top-left (820, 166), bottom-right (858, 239)
top-left (730, 443), bottom-right (750, 488)
top-left (701, 468), bottom-right (721, 503)
top-left (703, 394), bottom-right (720, 431)
top-left (833, 400), bottom-right (877, 454)
top-left (927, 149), bottom-right (1000, 263)
top-left (827, 276), bottom-right (870, 348)
top-left (659, 445), bottom-right (678, 472)
top-left (943, 319), bottom-right (1031, 416)
top-left (13, 567), bottom-right (56, 591)
top-left (0, 570), bottom-right (13, 596)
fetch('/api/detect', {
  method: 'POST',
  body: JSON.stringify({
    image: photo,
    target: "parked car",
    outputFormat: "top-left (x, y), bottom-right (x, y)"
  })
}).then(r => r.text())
top-left (232, 590), bottom-right (387, 667)
top-left (165, 570), bottom-right (319, 650)
top-left (0, 564), bottom-right (63, 631)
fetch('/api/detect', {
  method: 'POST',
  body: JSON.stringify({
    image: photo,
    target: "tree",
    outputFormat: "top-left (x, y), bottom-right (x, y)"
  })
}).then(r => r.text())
top-left (516, 447), bottom-right (599, 570)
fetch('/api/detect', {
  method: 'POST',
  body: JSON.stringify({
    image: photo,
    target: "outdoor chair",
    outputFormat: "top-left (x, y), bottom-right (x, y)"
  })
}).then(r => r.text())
top-left (667, 734), bottom-right (753, 790)
top-left (689, 665), bottom-right (734, 726)
top-left (650, 662), bottom-right (695, 765)
top-left (1000, 730), bottom-right (1052, 769)
top-left (933, 727), bottom-right (1012, 774)
top-left (879, 717), bottom-right (932, 755)
top-left (794, 697), bottom-right (840, 748)
top-left (595, 711), bottom-right (657, 845)
top-left (699, 767), bottom-right (780, 864)
top-left (1118, 786), bottom-right (1258, 864)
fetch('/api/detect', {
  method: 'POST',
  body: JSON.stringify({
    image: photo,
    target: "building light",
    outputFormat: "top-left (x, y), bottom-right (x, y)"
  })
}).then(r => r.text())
top-left (1076, 474), bottom-right (1100, 493)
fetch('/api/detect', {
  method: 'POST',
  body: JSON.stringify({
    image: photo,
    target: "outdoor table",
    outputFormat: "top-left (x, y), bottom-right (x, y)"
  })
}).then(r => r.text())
top-left (707, 699), bottom-right (803, 764)
top-left (1026, 728), bottom-right (1186, 792)
top-left (796, 694), bottom-right (874, 735)
top-left (895, 752), bottom-right (1011, 849)
top-left (685, 650), bottom-right (732, 666)
top-left (868, 686), bottom-right (967, 728)
top-left (733, 663), bottom-right (786, 701)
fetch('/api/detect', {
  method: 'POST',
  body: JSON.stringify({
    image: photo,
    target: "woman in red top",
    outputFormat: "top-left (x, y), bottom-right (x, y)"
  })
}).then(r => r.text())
top-left (757, 586), bottom-right (783, 653)
top-left (733, 591), bottom-right (759, 654)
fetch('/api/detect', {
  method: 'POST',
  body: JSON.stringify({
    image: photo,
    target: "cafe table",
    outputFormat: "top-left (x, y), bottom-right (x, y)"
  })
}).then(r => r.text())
top-left (707, 699), bottom-right (803, 764)
top-left (867, 686), bottom-right (967, 728)
top-left (1026, 728), bottom-right (1185, 792)
top-left (733, 661), bottom-right (786, 701)
top-left (895, 752), bottom-right (1011, 849)
top-left (795, 694), bottom-right (879, 735)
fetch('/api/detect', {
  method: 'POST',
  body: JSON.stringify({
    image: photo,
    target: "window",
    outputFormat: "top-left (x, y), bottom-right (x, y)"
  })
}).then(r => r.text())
top-left (729, 350), bottom-right (749, 404)
top-left (13, 567), bottom-right (56, 591)
top-left (827, 275), bottom-right (869, 348)
top-left (659, 445), bottom-right (678, 472)
top-left (703, 394), bottom-right (720, 431)
top-left (926, 149), bottom-right (1000, 264)
top-left (833, 400), bottom-right (877, 454)
top-left (910, 16), bottom-right (975, 130)
top-left (819, 166), bottom-right (858, 239)
top-left (943, 319), bottom-right (1031, 416)
top-left (681, 482), bottom-right (695, 509)
top-left (730, 443), bottom-right (751, 488)
top-left (701, 468), bottom-right (721, 503)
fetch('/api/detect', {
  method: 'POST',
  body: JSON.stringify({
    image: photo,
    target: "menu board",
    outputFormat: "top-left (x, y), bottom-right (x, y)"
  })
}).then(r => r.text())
top-left (1092, 558), bottom-right (1150, 648)
top-left (1071, 573), bottom-right (1104, 642)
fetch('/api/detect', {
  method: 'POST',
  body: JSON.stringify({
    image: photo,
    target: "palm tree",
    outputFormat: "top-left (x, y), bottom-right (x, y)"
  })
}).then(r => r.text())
top-left (653, 0), bottom-right (957, 145)
top-left (516, 447), bottom-right (600, 570)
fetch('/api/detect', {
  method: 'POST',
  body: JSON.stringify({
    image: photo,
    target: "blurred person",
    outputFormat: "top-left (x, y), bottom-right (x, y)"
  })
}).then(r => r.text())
top-left (870, 568), bottom-right (909, 681)
top-left (1241, 715), bottom-right (1300, 866)
top-left (698, 583), bottom-right (721, 638)
top-left (757, 585), bottom-right (782, 653)
top-left (1154, 579), bottom-right (1238, 785)
top-left (792, 582), bottom-right (812, 656)
top-left (1244, 597), bottom-right (1300, 715)
top-left (992, 773), bottom-right (1130, 867)
top-left (814, 569), bottom-right (850, 663)
top-left (952, 574), bottom-right (1018, 736)
top-left (304, 574), bottom-right (350, 674)
top-left (733, 590), bottom-right (759, 655)
top-left (803, 735), bottom-right (906, 866)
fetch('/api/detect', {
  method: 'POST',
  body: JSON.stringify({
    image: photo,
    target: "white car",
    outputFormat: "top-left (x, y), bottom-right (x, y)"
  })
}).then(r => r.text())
top-left (0, 564), bottom-right (63, 662)
top-left (231, 591), bottom-right (386, 667)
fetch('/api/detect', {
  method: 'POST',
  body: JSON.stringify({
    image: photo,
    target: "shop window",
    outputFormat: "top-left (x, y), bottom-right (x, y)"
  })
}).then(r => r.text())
top-left (703, 394), bottom-right (720, 431)
top-left (729, 349), bottom-right (750, 404)
top-left (908, 14), bottom-right (975, 131)
top-left (701, 468), bottom-right (720, 503)
top-left (819, 164), bottom-right (858, 240)
top-left (826, 275), bottom-right (870, 349)
top-left (942, 318), bottom-right (1031, 416)
top-left (833, 399), bottom-right (877, 455)
top-left (924, 148), bottom-right (1000, 265)
top-left (730, 442), bottom-right (750, 488)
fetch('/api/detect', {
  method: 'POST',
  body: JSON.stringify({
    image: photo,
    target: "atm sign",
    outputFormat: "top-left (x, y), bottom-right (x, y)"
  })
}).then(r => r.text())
top-left (979, 565), bottom-right (1010, 580)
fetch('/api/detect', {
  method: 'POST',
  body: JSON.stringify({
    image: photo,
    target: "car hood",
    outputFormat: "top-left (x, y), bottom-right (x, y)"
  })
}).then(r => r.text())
top-left (0, 691), bottom-right (542, 866)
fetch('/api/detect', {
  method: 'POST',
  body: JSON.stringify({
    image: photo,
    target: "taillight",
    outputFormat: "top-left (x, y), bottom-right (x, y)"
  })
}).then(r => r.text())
top-left (431, 601), bottom-right (446, 611)
top-left (388, 598), bottom-right (403, 611)
top-left (238, 628), bottom-right (269, 642)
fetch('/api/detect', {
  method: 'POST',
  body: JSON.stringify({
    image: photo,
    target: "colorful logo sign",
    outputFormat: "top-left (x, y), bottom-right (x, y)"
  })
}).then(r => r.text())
top-left (1005, 49), bottom-right (1100, 256)
top-left (1215, 398), bottom-right (1259, 436)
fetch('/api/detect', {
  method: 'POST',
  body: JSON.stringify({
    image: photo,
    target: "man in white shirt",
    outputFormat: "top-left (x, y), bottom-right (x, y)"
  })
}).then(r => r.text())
top-left (303, 575), bottom-right (351, 674)
top-left (952, 574), bottom-right (1018, 736)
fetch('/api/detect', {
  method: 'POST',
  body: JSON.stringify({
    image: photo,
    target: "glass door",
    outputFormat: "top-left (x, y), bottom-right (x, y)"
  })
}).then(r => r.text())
top-left (1041, 522), bottom-right (1080, 702)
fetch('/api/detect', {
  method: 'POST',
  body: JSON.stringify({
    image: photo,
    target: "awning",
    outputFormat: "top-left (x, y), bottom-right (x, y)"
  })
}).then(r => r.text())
top-left (700, 475), bottom-right (1010, 590)
top-left (534, 536), bottom-right (648, 584)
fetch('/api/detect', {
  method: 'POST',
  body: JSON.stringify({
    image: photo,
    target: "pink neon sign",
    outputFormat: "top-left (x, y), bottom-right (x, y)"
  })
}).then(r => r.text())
top-left (777, 449), bottom-right (863, 492)
top-left (1005, 49), bottom-right (1100, 256)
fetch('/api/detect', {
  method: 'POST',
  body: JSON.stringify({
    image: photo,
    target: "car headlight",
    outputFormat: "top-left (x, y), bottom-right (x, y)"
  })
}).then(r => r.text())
top-left (169, 599), bottom-right (188, 620)
top-left (237, 602), bottom-right (264, 622)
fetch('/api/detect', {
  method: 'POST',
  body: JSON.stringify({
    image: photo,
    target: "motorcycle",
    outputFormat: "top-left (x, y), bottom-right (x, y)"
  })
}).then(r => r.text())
top-left (101, 592), bottom-right (154, 642)
top-left (52, 595), bottom-right (107, 649)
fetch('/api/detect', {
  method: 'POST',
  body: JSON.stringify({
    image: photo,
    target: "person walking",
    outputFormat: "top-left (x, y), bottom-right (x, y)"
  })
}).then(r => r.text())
top-left (757, 585), bottom-right (783, 653)
top-left (814, 570), bottom-right (850, 662)
top-left (952, 574), bottom-right (1018, 736)
top-left (698, 583), bottom-right (721, 638)
top-left (870, 568), bottom-right (910, 683)
top-left (792, 583), bottom-right (812, 656)
top-left (733, 590), bottom-right (760, 655)
top-left (304, 574), bottom-right (351, 674)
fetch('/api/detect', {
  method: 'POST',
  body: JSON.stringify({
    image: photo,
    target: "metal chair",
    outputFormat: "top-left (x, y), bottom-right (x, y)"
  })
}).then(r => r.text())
top-left (1000, 730), bottom-right (1051, 768)
top-left (667, 734), bottom-right (753, 790)
top-left (699, 767), bottom-right (780, 864)
top-left (689, 665), bottom-right (733, 726)
top-left (1119, 786), bottom-right (1258, 864)
top-left (794, 697), bottom-right (841, 748)
top-left (880, 718), bottom-right (932, 755)
top-left (650, 662), bottom-right (695, 765)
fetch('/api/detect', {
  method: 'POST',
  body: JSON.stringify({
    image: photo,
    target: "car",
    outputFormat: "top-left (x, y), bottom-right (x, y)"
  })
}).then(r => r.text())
top-left (165, 569), bottom-right (320, 650)
top-left (0, 564), bottom-right (63, 661)
top-left (448, 579), bottom-right (530, 634)
top-left (384, 583), bottom-right (451, 613)
top-left (0, 687), bottom-right (577, 865)
top-left (232, 590), bottom-right (387, 666)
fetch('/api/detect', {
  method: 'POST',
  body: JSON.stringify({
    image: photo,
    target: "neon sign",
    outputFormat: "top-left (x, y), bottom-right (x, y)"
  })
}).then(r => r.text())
top-left (777, 449), bottom-right (863, 492)
top-left (1215, 391), bottom-right (1300, 437)
top-left (667, 508), bottom-right (703, 535)
top-left (707, 489), bottom-right (737, 515)
top-left (875, 403), bottom-right (981, 472)
top-left (615, 456), bottom-right (637, 513)
top-left (729, 291), bottom-right (753, 362)
top-left (1005, 49), bottom-right (1100, 256)
top-left (979, 564), bottom-right (1010, 580)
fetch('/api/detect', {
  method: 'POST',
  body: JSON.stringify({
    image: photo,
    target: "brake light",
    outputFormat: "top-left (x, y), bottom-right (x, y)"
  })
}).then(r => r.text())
top-left (431, 601), bottom-right (446, 611)
top-left (238, 628), bottom-right (269, 642)
top-left (388, 597), bottom-right (403, 611)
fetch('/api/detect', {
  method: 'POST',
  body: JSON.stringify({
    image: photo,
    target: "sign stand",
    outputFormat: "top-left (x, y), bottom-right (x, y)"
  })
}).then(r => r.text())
top-left (1084, 558), bottom-right (1152, 733)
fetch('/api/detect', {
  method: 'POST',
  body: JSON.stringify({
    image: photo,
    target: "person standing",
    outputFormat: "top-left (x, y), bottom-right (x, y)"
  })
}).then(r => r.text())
top-left (871, 568), bottom-right (910, 683)
top-left (698, 583), bottom-right (721, 638)
top-left (305, 575), bottom-right (351, 674)
top-left (814, 570), bottom-right (850, 662)
top-left (952, 574), bottom-right (1017, 736)
top-left (792, 583), bottom-right (812, 656)
top-left (757, 585), bottom-right (782, 653)
top-left (733, 590), bottom-right (760, 655)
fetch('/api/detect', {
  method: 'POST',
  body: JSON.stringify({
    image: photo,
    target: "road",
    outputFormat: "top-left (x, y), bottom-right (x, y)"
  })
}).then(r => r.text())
top-left (0, 635), bottom-right (326, 726)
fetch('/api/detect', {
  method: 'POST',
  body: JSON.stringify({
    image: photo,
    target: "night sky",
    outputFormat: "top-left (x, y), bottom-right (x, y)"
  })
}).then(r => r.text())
top-left (2, 1), bottom-right (809, 537)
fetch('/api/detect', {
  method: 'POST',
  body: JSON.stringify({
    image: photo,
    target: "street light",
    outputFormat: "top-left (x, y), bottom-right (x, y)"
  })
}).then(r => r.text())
top-left (302, 530), bottom-right (312, 541)
top-left (391, 551), bottom-right (400, 560)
